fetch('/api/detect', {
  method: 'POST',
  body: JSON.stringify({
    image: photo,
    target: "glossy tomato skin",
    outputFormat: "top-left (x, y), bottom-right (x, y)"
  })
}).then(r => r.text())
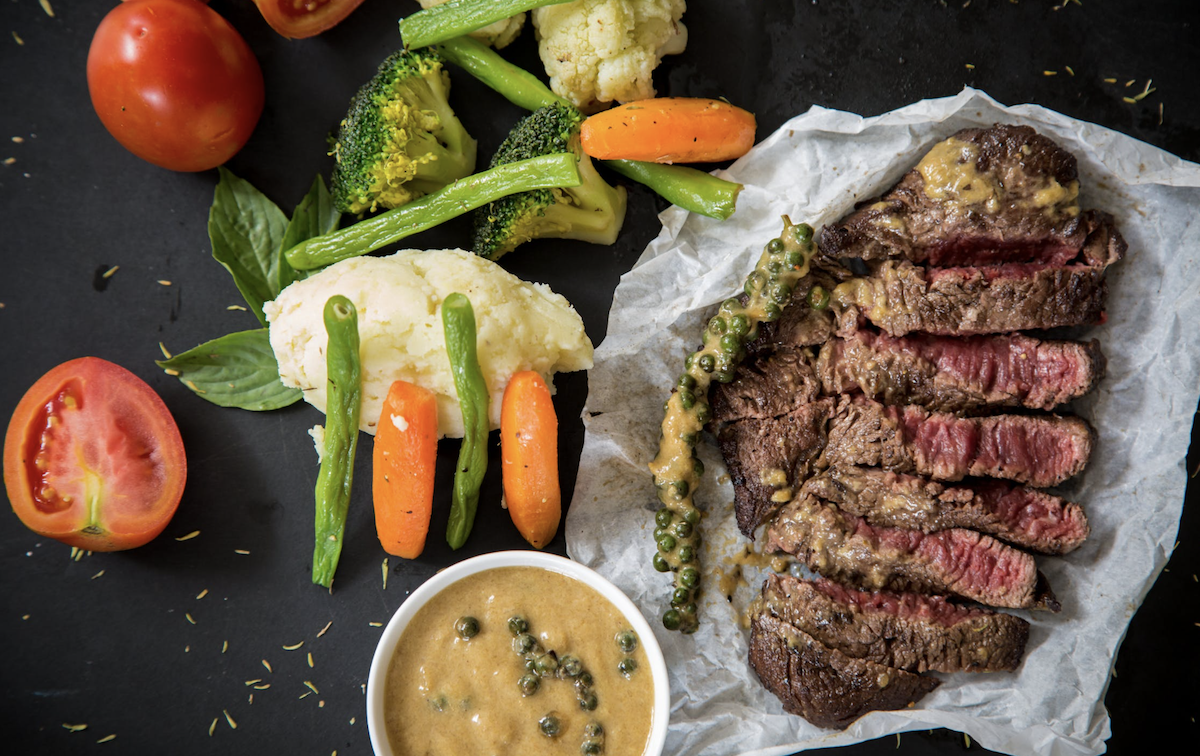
top-left (3, 358), bottom-right (187, 551)
top-left (252, 0), bottom-right (365, 39)
top-left (87, 0), bottom-right (265, 172)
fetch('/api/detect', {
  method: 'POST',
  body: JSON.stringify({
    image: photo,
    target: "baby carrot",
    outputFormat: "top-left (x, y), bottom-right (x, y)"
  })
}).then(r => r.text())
top-left (500, 372), bottom-right (561, 549)
top-left (580, 97), bottom-right (757, 164)
top-left (372, 380), bottom-right (439, 559)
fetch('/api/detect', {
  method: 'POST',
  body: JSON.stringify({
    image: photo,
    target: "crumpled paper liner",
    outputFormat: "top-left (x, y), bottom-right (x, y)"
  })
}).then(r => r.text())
top-left (565, 88), bottom-right (1200, 756)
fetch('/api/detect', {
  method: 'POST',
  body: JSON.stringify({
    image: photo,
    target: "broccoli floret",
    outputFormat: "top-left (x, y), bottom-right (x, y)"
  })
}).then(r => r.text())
top-left (330, 48), bottom-right (477, 214)
top-left (473, 103), bottom-right (626, 259)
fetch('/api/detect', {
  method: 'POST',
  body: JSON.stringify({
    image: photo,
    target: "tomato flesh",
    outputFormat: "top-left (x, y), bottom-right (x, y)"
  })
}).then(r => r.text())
top-left (4, 358), bottom-right (187, 551)
top-left (252, 0), bottom-right (365, 39)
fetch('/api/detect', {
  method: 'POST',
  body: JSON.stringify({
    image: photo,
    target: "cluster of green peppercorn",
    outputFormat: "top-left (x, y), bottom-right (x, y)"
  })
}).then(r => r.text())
top-left (648, 218), bottom-right (818, 633)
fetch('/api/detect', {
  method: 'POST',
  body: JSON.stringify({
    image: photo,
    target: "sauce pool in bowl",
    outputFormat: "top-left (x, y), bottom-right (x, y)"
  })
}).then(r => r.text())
top-left (367, 552), bottom-right (670, 756)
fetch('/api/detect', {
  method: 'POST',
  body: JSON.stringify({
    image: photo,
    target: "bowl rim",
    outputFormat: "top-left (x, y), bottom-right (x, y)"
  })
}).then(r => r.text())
top-left (366, 550), bottom-right (670, 756)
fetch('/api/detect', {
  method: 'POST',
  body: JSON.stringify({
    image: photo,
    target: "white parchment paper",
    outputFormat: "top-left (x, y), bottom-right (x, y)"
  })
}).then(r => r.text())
top-left (565, 88), bottom-right (1200, 756)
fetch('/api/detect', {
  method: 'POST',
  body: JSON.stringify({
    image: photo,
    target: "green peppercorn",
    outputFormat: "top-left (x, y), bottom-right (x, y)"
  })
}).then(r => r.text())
top-left (678, 390), bottom-right (695, 410)
top-left (578, 691), bottom-right (598, 711)
top-left (618, 657), bottom-right (638, 677)
top-left (508, 616), bottom-right (528, 636)
top-left (581, 740), bottom-right (602, 755)
top-left (678, 373), bottom-right (696, 391)
top-left (514, 633), bottom-right (536, 654)
top-left (455, 616), bottom-right (479, 640)
top-left (719, 334), bottom-right (741, 353)
top-left (616, 630), bottom-right (638, 654)
top-left (793, 223), bottom-right (814, 244)
top-left (729, 313), bottom-right (750, 335)
top-left (713, 370), bottom-right (734, 384)
top-left (671, 587), bottom-right (689, 606)
top-left (684, 507), bottom-right (701, 525)
top-left (678, 545), bottom-right (695, 563)
top-left (771, 282), bottom-right (792, 303)
top-left (721, 297), bottom-right (740, 313)
top-left (767, 237), bottom-right (784, 254)
top-left (672, 479), bottom-right (689, 497)
top-left (764, 302), bottom-right (782, 321)
top-left (697, 354), bottom-right (716, 373)
top-left (651, 552), bottom-right (670, 572)
top-left (808, 285), bottom-right (830, 310)
top-left (662, 609), bottom-right (682, 631)
top-left (694, 402), bottom-right (712, 425)
top-left (692, 457), bottom-right (705, 476)
top-left (539, 715), bottom-right (561, 737)
top-left (534, 653), bottom-right (559, 676)
top-left (575, 672), bottom-right (594, 689)
top-left (784, 250), bottom-right (804, 267)
top-left (428, 695), bottom-right (448, 712)
top-left (673, 521), bottom-right (693, 539)
top-left (679, 566), bottom-right (700, 589)
top-left (518, 674), bottom-right (540, 696)
top-left (656, 534), bottom-right (676, 553)
top-left (744, 272), bottom-right (765, 295)
top-left (559, 655), bottom-right (583, 677)
top-left (584, 723), bottom-right (604, 738)
top-left (653, 526), bottom-right (667, 541)
top-left (707, 316), bottom-right (727, 335)
top-left (655, 508), bottom-right (673, 528)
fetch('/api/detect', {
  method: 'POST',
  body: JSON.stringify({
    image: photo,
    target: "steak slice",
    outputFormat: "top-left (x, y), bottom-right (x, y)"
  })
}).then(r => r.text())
top-left (819, 124), bottom-right (1118, 268)
top-left (717, 399), bottom-right (834, 536)
top-left (765, 493), bottom-right (1060, 611)
top-left (748, 610), bottom-right (940, 730)
top-left (711, 346), bottom-right (823, 424)
top-left (821, 397), bottom-right (1093, 487)
top-left (831, 258), bottom-right (1111, 336)
top-left (758, 573), bottom-right (1030, 673)
top-left (819, 331), bottom-right (1105, 413)
top-left (804, 466), bottom-right (1089, 554)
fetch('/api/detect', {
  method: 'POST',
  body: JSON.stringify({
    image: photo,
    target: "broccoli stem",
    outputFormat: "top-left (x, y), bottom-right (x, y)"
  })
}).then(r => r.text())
top-left (285, 154), bottom-right (581, 270)
top-left (400, 0), bottom-right (573, 50)
top-left (605, 160), bottom-right (742, 221)
top-left (436, 36), bottom-right (569, 112)
top-left (436, 36), bottom-right (744, 221)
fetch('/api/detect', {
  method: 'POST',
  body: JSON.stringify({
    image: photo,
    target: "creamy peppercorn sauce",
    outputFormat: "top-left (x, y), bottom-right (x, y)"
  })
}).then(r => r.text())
top-left (383, 567), bottom-right (654, 756)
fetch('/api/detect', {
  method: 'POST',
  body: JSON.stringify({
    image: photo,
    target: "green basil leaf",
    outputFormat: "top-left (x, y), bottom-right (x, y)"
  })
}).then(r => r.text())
top-left (209, 167), bottom-right (289, 326)
top-left (280, 175), bottom-right (342, 284)
top-left (157, 329), bottom-right (302, 411)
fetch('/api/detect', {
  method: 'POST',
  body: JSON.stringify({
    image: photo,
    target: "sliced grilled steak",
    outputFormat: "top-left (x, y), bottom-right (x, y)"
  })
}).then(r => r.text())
top-left (820, 124), bottom-right (1118, 268)
top-left (758, 574), bottom-right (1030, 673)
top-left (819, 331), bottom-right (1104, 413)
top-left (748, 611), bottom-right (940, 730)
top-left (832, 257), bottom-right (1112, 336)
top-left (717, 399), bottom-right (834, 536)
top-left (804, 466), bottom-right (1089, 554)
top-left (711, 346), bottom-right (823, 424)
top-left (766, 493), bottom-right (1060, 611)
top-left (821, 397), bottom-right (1093, 487)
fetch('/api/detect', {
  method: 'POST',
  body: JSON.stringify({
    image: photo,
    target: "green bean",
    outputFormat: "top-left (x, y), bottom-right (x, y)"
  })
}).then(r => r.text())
top-left (284, 154), bottom-right (581, 270)
top-left (311, 295), bottom-right (361, 589)
top-left (400, 1), bottom-right (574, 50)
top-left (442, 293), bottom-right (490, 550)
top-left (436, 36), bottom-right (568, 111)
top-left (604, 159), bottom-right (743, 221)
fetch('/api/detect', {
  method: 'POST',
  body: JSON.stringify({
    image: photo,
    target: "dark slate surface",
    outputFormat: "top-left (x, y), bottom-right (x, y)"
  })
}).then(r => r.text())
top-left (1, 1), bottom-right (1196, 754)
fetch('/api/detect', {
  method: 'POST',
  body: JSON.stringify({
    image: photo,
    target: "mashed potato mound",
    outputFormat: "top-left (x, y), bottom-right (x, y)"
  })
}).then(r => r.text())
top-left (264, 249), bottom-right (593, 438)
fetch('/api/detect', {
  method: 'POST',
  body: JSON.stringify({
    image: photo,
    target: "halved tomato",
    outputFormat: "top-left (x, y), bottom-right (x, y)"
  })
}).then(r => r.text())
top-left (252, 0), bottom-right (365, 39)
top-left (3, 358), bottom-right (187, 551)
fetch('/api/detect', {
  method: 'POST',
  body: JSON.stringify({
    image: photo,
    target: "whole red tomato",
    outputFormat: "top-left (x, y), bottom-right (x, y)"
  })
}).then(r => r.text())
top-left (3, 358), bottom-right (188, 551)
top-left (87, 0), bottom-right (265, 172)
top-left (252, 0), bottom-right (365, 39)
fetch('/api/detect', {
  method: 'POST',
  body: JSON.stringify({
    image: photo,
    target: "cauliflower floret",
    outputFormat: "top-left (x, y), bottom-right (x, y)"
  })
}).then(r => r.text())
top-left (416, 0), bottom-right (526, 49)
top-left (532, 0), bottom-right (687, 113)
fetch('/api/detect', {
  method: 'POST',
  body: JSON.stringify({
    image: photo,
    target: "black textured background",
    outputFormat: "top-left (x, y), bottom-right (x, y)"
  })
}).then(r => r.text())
top-left (0, 1), bottom-right (1196, 754)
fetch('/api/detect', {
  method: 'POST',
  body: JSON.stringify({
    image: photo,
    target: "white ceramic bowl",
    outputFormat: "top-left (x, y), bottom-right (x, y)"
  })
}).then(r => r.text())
top-left (366, 551), bottom-right (670, 756)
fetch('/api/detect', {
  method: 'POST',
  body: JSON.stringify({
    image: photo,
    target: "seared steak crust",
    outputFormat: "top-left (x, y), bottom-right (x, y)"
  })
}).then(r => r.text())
top-left (717, 399), bottom-right (833, 536)
top-left (766, 494), bottom-right (1060, 611)
top-left (711, 346), bottom-right (823, 424)
top-left (804, 466), bottom-right (1090, 555)
top-left (748, 611), bottom-right (940, 730)
top-left (820, 125), bottom-right (1100, 267)
top-left (760, 574), bottom-right (1030, 673)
